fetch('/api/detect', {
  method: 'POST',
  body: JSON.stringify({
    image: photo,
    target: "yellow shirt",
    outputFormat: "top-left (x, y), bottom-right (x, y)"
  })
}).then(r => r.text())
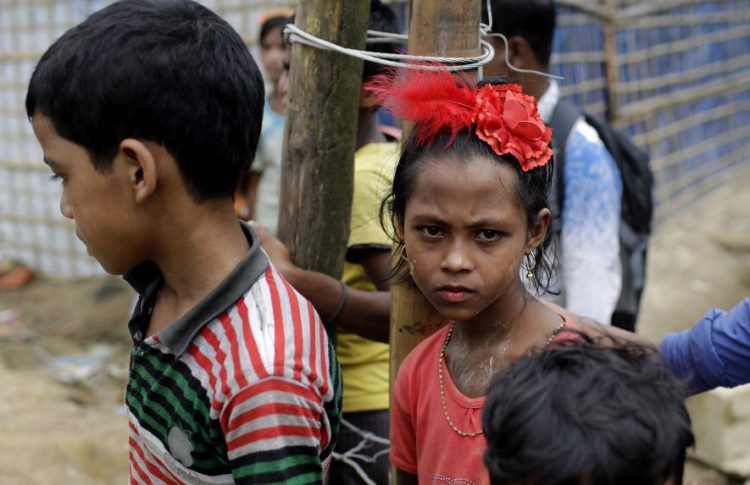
top-left (338, 142), bottom-right (399, 413)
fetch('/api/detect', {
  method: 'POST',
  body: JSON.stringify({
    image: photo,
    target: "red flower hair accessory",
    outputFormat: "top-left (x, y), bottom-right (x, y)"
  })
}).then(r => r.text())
top-left (366, 69), bottom-right (552, 171)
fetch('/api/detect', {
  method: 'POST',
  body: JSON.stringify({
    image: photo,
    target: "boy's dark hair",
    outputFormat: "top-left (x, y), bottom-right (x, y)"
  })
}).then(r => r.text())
top-left (482, 339), bottom-right (695, 485)
top-left (364, 0), bottom-right (401, 81)
top-left (482, 0), bottom-right (556, 67)
top-left (26, 0), bottom-right (264, 202)
top-left (380, 79), bottom-right (555, 293)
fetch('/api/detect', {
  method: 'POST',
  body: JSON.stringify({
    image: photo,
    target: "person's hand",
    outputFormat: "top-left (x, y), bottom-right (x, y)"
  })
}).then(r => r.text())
top-left (255, 224), bottom-right (297, 278)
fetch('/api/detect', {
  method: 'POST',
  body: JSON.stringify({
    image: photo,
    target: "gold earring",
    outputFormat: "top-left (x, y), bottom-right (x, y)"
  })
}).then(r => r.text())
top-left (522, 252), bottom-right (536, 282)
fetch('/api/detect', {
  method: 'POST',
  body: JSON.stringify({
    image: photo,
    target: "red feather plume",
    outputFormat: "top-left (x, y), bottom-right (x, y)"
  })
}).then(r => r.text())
top-left (366, 68), bottom-right (477, 146)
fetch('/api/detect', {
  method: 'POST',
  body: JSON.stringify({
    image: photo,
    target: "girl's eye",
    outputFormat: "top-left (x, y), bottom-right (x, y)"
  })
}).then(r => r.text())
top-left (477, 230), bottom-right (502, 241)
top-left (48, 173), bottom-right (63, 183)
top-left (420, 226), bottom-right (443, 237)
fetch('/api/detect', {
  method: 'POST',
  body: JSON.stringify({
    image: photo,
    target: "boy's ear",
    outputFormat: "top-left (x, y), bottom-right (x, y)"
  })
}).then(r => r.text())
top-left (118, 138), bottom-right (158, 204)
top-left (507, 35), bottom-right (535, 70)
top-left (527, 207), bottom-right (551, 253)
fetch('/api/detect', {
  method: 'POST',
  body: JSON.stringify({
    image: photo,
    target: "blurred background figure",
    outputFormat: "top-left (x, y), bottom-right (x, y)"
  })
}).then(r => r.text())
top-left (234, 9), bottom-right (292, 233)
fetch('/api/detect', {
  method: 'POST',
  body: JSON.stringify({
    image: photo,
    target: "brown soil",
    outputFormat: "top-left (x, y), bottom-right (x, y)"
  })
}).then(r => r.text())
top-left (0, 169), bottom-right (748, 484)
top-left (0, 276), bottom-right (133, 484)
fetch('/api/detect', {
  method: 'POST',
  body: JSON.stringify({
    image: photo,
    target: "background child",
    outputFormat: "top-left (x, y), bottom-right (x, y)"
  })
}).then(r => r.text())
top-left (235, 10), bottom-right (291, 230)
top-left (483, 340), bottom-right (695, 485)
top-left (483, 0), bottom-right (626, 328)
top-left (371, 69), bottom-right (572, 485)
top-left (259, 1), bottom-right (400, 482)
top-left (26, 0), bottom-right (340, 482)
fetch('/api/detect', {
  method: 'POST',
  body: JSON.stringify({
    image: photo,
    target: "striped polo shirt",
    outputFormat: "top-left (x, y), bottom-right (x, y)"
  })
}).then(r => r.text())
top-left (124, 223), bottom-right (342, 484)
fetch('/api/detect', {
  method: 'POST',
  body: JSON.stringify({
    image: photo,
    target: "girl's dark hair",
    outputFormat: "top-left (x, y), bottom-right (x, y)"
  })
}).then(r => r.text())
top-left (259, 15), bottom-right (291, 46)
top-left (380, 79), bottom-right (555, 294)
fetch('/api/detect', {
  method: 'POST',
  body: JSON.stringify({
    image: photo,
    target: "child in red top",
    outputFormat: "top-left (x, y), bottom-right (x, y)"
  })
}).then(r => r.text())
top-left (369, 70), bottom-right (587, 484)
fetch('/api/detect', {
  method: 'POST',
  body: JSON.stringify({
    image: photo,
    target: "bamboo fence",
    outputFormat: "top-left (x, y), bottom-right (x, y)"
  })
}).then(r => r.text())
top-left (0, 0), bottom-right (748, 276)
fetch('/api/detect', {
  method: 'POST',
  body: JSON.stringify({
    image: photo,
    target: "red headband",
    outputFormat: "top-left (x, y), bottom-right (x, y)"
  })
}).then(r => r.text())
top-left (366, 69), bottom-right (552, 172)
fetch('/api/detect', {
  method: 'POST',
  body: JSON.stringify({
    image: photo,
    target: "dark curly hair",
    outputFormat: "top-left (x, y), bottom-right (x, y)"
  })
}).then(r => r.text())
top-left (482, 337), bottom-right (694, 485)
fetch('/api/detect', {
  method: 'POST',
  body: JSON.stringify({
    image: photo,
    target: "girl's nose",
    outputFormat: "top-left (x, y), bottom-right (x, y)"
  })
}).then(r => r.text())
top-left (441, 243), bottom-right (473, 272)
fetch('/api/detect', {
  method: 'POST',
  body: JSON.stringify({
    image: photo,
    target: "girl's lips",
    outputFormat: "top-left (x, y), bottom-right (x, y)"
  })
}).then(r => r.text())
top-left (436, 286), bottom-right (473, 303)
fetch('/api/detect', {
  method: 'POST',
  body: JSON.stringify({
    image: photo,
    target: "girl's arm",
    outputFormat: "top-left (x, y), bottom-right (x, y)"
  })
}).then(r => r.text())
top-left (395, 469), bottom-right (418, 485)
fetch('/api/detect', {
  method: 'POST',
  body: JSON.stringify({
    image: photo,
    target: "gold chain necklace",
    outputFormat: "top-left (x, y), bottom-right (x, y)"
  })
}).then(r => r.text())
top-left (438, 319), bottom-right (567, 437)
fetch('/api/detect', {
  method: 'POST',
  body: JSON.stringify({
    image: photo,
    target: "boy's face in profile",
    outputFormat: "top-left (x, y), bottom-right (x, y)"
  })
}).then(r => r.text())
top-left (31, 114), bottom-right (145, 275)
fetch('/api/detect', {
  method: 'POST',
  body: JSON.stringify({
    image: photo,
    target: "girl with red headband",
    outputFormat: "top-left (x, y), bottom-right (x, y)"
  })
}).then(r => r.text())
top-left (370, 70), bottom-right (577, 484)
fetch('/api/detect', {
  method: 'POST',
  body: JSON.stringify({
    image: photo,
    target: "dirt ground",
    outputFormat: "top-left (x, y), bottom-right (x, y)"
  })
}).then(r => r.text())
top-left (0, 169), bottom-right (748, 484)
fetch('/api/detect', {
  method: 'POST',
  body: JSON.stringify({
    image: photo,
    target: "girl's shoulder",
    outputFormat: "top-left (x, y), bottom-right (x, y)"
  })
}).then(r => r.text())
top-left (398, 324), bottom-right (452, 379)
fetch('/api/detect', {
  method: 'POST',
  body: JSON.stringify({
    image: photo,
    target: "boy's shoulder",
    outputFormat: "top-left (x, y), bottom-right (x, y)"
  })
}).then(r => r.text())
top-left (127, 222), bottom-right (335, 391)
top-left (188, 263), bottom-right (326, 380)
top-left (129, 255), bottom-right (336, 405)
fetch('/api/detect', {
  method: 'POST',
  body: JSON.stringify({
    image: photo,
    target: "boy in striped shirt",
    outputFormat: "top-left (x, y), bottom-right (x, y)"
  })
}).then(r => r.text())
top-left (26, 1), bottom-right (342, 483)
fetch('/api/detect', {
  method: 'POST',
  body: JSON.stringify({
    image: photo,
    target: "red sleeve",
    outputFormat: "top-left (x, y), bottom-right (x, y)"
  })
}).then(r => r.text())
top-left (220, 376), bottom-right (328, 483)
top-left (390, 354), bottom-right (418, 474)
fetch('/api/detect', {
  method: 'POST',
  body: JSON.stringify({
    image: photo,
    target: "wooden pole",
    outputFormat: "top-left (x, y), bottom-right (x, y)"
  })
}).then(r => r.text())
top-left (277, 0), bottom-right (370, 339)
top-left (389, 0), bottom-right (482, 433)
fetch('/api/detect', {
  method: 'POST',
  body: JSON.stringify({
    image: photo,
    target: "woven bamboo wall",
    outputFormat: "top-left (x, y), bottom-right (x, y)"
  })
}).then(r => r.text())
top-left (0, 0), bottom-right (748, 277)
top-left (552, 0), bottom-right (750, 221)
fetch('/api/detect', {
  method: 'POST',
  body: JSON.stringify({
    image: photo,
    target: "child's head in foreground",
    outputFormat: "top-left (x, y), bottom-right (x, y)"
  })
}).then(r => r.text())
top-left (482, 339), bottom-right (694, 485)
top-left (26, 0), bottom-right (264, 275)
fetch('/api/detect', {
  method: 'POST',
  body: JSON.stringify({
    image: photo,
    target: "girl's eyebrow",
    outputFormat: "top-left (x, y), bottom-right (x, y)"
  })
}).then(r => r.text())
top-left (411, 214), bottom-right (506, 228)
top-left (467, 218), bottom-right (504, 229)
top-left (410, 214), bottom-right (446, 225)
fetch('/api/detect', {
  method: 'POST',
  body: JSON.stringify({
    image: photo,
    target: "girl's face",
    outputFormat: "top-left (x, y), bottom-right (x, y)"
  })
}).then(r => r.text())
top-left (400, 154), bottom-right (548, 325)
top-left (260, 25), bottom-right (285, 84)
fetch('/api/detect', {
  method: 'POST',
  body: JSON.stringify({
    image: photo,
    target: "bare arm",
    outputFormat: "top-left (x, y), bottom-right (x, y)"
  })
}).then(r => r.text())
top-left (259, 228), bottom-right (391, 343)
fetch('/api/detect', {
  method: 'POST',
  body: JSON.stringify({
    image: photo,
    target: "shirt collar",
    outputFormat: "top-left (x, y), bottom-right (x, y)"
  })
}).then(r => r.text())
top-left (537, 80), bottom-right (559, 123)
top-left (126, 221), bottom-right (269, 356)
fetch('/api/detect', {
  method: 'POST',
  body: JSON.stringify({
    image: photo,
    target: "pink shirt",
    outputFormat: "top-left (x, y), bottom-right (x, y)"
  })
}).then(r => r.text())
top-left (391, 317), bottom-right (574, 484)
